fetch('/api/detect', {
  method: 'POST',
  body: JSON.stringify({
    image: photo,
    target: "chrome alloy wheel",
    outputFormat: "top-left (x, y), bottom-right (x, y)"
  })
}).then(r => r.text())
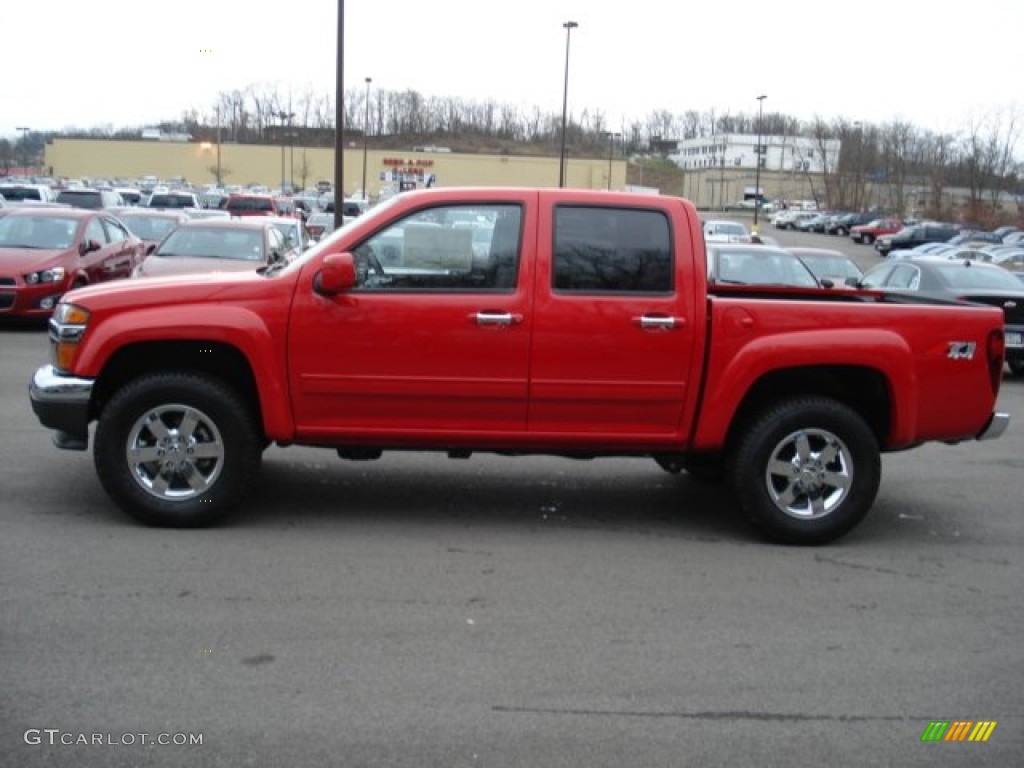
top-left (125, 404), bottom-right (225, 500)
top-left (764, 428), bottom-right (853, 520)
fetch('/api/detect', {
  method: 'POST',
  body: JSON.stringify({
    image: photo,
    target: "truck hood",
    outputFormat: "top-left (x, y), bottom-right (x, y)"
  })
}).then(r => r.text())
top-left (62, 267), bottom-right (288, 314)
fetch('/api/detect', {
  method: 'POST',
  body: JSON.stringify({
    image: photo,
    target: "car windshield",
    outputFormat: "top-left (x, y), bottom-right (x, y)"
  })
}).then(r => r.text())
top-left (149, 194), bottom-right (193, 208)
top-left (0, 186), bottom-right (44, 202)
top-left (227, 197), bottom-right (274, 212)
top-left (799, 254), bottom-right (862, 279)
top-left (713, 249), bottom-right (819, 287)
top-left (711, 222), bottom-right (747, 235)
top-left (937, 264), bottom-right (1024, 291)
top-left (0, 216), bottom-right (77, 249)
top-left (121, 216), bottom-right (179, 240)
top-left (156, 227), bottom-right (264, 261)
top-left (56, 191), bottom-right (102, 209)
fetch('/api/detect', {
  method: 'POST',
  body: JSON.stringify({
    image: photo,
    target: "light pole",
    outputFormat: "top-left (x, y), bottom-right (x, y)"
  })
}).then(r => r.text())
top-left (361, 77), bottom-right (372, 200)
top-left (16, 126), bottom-right (30, 174)
top-left (275, 110), bottom-right (294, 194)
top-left (558, 21), bottom-right (578, 188)
top-left (605, 131), bottom-right (620, 190)
top-left (334, 0), bottom-right (345, 230)
top-left (754, 95), bottom-right (766, 228)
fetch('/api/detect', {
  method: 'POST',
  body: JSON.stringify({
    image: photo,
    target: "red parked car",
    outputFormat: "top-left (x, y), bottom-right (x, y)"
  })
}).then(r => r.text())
top-left (850, 218), bottom-right (903, 245)
top-left (224, 194), bottom-right (296, 218)
top-left (0, 209), bottom-right (144, 317)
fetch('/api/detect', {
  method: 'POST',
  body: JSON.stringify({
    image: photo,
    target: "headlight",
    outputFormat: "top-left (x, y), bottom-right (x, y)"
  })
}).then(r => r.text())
top-left (24, 267), bottom-right (66, 284)
top-left (50, 303), bottom-right (91, 373)
top-left (52, 303), bottom-right (91, 326)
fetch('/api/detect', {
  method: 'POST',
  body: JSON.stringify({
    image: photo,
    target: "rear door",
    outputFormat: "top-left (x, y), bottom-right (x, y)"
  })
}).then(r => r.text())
top-left (527, 196), bottom-right (699, 440)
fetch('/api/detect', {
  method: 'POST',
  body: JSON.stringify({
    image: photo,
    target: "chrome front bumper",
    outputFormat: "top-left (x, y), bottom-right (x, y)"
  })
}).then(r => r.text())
top-left (29, 364), bottom-right (94, 450)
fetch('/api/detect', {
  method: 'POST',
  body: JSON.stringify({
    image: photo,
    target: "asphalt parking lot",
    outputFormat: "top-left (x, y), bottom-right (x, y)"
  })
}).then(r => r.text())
top-left (2, 267), bottom-right (1023, 766)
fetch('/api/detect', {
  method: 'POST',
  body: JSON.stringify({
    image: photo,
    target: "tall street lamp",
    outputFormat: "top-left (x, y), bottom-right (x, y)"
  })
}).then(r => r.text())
top-left (334, 0), bottom-right (345, 230)
top-left (558, 21), bottom-right (578, 188)
top-left (606, 131), bottom-right (620, 190)
top-left (753, 95), bottom-right (767, 228)
top-left (276, 110), bottom-right (294, 194)
top-left (361, 77), bottom-right (372, 200)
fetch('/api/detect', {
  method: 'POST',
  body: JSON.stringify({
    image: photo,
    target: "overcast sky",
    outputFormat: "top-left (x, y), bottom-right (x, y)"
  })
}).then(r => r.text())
top-left (3, 0), bottom-right (1021, 140)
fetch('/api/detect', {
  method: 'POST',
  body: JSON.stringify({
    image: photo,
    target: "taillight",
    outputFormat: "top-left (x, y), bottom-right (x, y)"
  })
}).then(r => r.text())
top-left (987, 328), bottom-right (1005, 396)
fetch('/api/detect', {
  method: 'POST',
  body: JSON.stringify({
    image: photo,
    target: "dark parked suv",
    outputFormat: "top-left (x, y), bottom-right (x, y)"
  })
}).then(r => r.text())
top-left (827, 212), bottom-right (876, 236)
top-left (875, 224), bottom-right (959, 257)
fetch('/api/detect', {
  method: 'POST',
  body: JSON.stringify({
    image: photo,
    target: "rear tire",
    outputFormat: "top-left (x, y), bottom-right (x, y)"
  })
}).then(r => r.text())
top-left (94, 372), bottom-right (263, 527)
top-left (729, 397), bottom-right (880, 545)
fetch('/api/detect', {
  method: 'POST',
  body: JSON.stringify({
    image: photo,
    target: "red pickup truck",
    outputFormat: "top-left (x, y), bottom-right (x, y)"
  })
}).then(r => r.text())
top-left (29, 188), bottom-right (1010, 544)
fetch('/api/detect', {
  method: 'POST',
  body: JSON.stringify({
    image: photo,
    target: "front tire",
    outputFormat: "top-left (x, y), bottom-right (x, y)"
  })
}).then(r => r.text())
top-left (729, 397), bottom-right (880, 545)
top-left (94, 372), bottom-right (263, 527)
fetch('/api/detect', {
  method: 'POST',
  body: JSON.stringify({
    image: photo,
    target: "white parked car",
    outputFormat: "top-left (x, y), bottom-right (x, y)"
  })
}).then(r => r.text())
top-left (703, 219), bottom-right (751, 243)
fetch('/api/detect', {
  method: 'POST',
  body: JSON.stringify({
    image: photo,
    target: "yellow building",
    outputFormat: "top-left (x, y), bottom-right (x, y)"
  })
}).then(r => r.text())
top-left (44, 139), bottom-right (626, 195)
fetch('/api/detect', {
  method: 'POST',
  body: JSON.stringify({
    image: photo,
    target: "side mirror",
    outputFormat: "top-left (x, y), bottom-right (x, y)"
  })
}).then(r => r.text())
top-left (845, 276), bottom-right (860, 287)
top-left (79, 239), bottom-right (101, 255)
top-left (314, 252), bottom-right (356, 296)
top-left (819, 278), bottom-right (835, 289)
top-left (145, 244), bottom-right (157, 255)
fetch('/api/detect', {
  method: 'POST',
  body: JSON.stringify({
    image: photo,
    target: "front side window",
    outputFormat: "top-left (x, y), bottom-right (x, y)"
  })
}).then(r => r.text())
top-left (351, 204), bottom-right (521, 292)
top-left (553, 206), bottom-right (672, 293)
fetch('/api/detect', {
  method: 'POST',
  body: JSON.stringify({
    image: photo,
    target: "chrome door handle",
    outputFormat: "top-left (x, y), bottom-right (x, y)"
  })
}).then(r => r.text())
top-left (634, 315), bottom-right (684, 330)
top-left (471, 311), bottom-right (523, 327)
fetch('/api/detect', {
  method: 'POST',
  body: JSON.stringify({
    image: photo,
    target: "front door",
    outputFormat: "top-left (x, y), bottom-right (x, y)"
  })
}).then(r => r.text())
top-left (288, 199), bottom-right (534, 442)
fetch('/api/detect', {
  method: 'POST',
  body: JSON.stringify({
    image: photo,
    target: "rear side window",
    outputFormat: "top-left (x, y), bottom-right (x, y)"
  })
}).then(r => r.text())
top-left (553, 206), bottom-right (673, 293)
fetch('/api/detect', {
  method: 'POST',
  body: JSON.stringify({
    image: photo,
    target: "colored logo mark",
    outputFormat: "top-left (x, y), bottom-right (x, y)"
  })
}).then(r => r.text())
top-left (921, 720), bottom-right (997, 742)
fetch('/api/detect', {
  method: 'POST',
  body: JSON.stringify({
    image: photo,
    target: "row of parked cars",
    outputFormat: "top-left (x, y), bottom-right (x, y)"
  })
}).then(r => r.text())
top-left (0, 193), bottom-right (347, 318)
top-left (705, 235), bottom-right (1024, 375)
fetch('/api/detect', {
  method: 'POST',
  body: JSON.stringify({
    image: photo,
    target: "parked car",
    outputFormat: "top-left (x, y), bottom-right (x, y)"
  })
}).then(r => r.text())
top-left (132, 219), bottom-right (290, 278)
top-left (703, 219), bottom-right (751, 243)
top-left (706, 244), bottom-right (819, 287)
top-left (850, 218), bottom-right (903, 245)
top-left (55, 188), bottom-right (125, 210)
top-left (0, 208), bottom-right (143, 316)
top-left (875, 224), bottom-right (959, 257)
top-left (263, 216), bottom-right (308, 257)
top-left (785, 247), bottom-right (862, 287)
top-left (0, 183), bottom-right (57, 204)
top-left (115, 209), bottom-right (190, 252)
top-left (826, 212), bottom-right (875, 236)
top-left (304, 212), bottom-right (336, 242)
top-left (796, 212), bottom-right (836, 233)
top-left (859, 257), bottom-right (1024, 375)
top-left (224, 194), bottom-right (294, 218)
top-left (772, 210), bottom-right (819, 230)
top-left (147, 191), bottom-right (200, 209)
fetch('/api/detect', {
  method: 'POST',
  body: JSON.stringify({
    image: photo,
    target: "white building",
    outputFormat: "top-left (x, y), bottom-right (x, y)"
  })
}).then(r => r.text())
top-left (669, 134), bottom-right (842, 176)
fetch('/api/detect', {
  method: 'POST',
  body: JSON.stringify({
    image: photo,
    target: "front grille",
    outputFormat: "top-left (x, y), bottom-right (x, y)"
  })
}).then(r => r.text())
top-left (0, 293), bottom-right (14, 310)
top-left (0, 277), bottom-right (16, 287)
